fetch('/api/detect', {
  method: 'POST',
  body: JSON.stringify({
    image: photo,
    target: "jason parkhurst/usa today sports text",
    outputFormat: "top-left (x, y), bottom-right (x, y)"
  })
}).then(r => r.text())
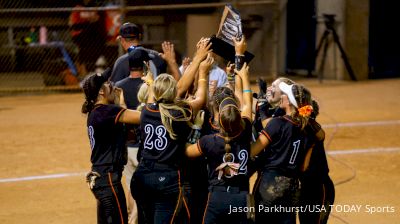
top-left (228, 204), bottom-right (396, 214)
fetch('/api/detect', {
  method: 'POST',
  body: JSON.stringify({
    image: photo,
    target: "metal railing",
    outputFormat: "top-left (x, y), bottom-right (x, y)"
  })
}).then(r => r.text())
top-left (0, 0), bottom-right (278, 93)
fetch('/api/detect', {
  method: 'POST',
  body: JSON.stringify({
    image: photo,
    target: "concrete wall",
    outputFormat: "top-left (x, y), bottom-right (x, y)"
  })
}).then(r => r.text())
top-left (186, 14), bottom-right (219, 59)
top-left (345, 0), bottom-right (369, 80)
top-left (316, 0), bottom-right (369, 80)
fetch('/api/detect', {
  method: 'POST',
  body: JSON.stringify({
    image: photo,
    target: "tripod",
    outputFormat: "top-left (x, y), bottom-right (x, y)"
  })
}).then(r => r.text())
top-left (311, 14), bottom-right (357, 82)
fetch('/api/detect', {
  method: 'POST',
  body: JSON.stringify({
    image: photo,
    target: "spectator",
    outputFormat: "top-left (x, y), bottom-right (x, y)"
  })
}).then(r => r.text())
top-left (110, 22), bottom-right (167, 82)
top-left (69, 0), bottom-right (107, 77)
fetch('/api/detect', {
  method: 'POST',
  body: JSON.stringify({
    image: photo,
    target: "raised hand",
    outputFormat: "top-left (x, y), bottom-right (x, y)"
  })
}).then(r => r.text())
top-left (159, 41), bottom-right (176, 64)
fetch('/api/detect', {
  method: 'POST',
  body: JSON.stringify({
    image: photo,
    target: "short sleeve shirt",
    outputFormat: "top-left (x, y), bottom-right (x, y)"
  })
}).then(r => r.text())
top-left (198, 117), bottom-right (252, 190)
top-left (139, 103), bottom-right (192, 166)
top-left (87, 104), bottom-right (127, 174)
top-left (260, 115), bottom-right (307, 176)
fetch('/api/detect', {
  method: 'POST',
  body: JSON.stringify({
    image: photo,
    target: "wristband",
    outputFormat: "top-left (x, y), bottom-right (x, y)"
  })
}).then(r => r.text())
top-left (243, 89), bottom-right (252, 93)
top-left (187, 128), bottom-right (202, 144)
top-left (198, 78), bottom-right (208, 82)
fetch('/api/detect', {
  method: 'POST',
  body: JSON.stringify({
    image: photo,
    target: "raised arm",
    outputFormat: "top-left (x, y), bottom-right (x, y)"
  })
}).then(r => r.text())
top-left (118, 109), bottom-right (141, 125)
top-left (159, 41), bottom-right (180, 81)
top-left (176, 37), bottom-right (211, 97)
top-left (235, 63), bottom-right (252, 121)
top-left (188, 54), bottom-right (213, 114)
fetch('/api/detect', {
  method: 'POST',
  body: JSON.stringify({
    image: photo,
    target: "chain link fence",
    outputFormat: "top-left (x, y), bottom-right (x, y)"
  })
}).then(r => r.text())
top-left (0, 0), bottom-right (278, 94)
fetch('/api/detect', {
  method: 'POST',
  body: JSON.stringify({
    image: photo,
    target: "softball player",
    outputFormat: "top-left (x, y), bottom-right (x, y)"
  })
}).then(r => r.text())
top-left (130, 54), bottom-right (213, 224)
top-left (185, 63), bottom-right (253, 224)
top-left (299, 100), bottom-right (335, 224)
top-left (251, 83), bottom-right (313, 224)
top-left (81, 68), bottom-right (141, 224)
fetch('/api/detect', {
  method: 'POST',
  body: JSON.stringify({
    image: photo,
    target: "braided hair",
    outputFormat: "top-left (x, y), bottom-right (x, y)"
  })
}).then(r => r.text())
top-left (218, 97), bottom-right (243, 161)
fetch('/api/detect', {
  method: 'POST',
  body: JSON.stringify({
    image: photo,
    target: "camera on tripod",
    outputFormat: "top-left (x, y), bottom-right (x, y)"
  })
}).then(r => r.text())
top-left (322, 14), bottom-right (336, 30)
top-left (308, 13), bottom-right (357, 81)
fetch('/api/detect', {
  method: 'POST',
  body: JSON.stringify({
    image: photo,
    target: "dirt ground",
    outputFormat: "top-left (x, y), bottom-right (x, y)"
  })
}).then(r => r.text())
top-left (0, 77), bottom-right (399, 224)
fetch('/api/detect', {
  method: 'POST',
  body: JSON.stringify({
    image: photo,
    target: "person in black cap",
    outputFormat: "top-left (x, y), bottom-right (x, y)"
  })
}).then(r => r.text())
top-left (110, 22), bottom-right (168, 83)
top-left (81, 68), bottom-right (141, 224)
top-left (114, 48), bottom-right (150, 224)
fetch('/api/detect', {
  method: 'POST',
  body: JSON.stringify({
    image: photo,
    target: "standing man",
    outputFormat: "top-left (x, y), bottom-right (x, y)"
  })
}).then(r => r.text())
top-left (115, 48), bottom-right (150, 224)
top-left (110, 22), bottom-right (167, 82)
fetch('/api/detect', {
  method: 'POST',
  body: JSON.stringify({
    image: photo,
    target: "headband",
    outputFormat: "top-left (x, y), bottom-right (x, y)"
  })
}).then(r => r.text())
top-left (279, 82), bottom-right (298, 108)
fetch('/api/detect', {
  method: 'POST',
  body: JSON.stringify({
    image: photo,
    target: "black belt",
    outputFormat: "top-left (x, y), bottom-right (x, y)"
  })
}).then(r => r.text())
top-left (209, 185), bottom-right (248, 193)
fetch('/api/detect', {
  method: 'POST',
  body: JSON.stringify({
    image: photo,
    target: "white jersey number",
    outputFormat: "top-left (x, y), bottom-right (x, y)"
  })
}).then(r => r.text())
top-left (144, 124), bottom-right (168, 151)
top-left (88, 126), bottom-right (95, 151)
top-left (289, 140), bottom-right (301, 164)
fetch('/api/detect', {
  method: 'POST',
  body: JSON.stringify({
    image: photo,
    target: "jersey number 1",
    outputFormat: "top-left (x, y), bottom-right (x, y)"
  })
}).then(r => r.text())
top-left (289, 140), bottom-right (300, 164)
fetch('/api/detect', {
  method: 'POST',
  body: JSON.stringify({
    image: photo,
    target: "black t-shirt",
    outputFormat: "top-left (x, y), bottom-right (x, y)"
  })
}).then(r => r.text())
top-left (198, 117), bottom-right (252, 190)
top-left (260, 115), bottom-right (307, 177)
top-left (110, 46), bottom-right (167, 83)
top-left (139, 103), bottom-right (192, 166)
top-left (115, 77), bottom-right (143, 110)
top-left (87, 104), bottom-right (127, 174)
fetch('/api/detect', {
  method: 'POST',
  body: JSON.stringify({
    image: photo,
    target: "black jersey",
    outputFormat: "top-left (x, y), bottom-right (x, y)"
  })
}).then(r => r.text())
top-left (139, 103), bottom-right (192, 166)
top-left (201, 109), bottom-right (220, 136)
top-left (260, 115), bottom-right (307, 177)
top-left (87, 104), bottom-right (127, 174)
top-left (198, 117), bottom-right (252, 190)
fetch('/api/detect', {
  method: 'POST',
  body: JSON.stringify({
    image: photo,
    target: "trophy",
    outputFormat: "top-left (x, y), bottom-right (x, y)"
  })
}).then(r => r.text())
top-left (210, 4), bottom-right (254, 64)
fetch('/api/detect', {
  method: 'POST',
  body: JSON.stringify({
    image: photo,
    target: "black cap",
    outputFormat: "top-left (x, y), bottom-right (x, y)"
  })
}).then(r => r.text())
top-left (129, 49), bottom-right (150, 70)
top-left (119, 22), bottom-right (142, 38)
top-left (82, 68), bottom-right (112, 101)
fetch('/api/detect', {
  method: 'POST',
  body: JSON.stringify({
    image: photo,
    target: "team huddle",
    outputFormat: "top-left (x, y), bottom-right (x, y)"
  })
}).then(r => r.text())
top-left (81, 22), bottom-right (335, 224)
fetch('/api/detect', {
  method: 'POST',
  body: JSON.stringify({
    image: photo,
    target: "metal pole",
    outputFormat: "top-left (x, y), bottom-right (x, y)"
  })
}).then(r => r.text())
top-left (0, 1), bottom-right (276, 13)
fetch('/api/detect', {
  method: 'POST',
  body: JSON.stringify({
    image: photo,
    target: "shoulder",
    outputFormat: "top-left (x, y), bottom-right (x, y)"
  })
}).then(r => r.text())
top-left (115, 54), bottom-right (129, 64)
top-left (115, 78), bottom-right (128, 87)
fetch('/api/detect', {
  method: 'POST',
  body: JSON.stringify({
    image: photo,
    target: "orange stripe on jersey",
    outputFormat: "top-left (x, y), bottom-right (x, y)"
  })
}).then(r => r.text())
top-left (209, 117), bottom-right (220, 131)
top-left (146, 105), bottom-right (159, 113)
top-left (197, 141), bottom-right (204, 155)
top-left (182, 192), bottom-right (191, 220)
top-left (170, 170), bottom-right (182, 224)
top-left (202, 193), bottom-right (211, 224)
top-left (282, 116), bottom-right (299, 126)
top-left (261, 130), bottom-right (272, 142)
top-left (108, 173), bottom-right (125, 224)
top-left (115, 108), bottom-right (126, 124)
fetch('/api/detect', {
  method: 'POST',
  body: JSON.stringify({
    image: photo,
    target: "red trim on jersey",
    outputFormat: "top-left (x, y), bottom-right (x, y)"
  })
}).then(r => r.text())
top-left (115, 108), bottom-right (126, 124)
top-left (261, 130), bottom-right (272, 142)
top-left (108, 173), bottom-right (125, 224)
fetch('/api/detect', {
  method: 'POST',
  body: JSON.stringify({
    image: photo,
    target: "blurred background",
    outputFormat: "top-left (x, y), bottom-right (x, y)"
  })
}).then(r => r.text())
top-left (0, 0), bottom-right (399, 90)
